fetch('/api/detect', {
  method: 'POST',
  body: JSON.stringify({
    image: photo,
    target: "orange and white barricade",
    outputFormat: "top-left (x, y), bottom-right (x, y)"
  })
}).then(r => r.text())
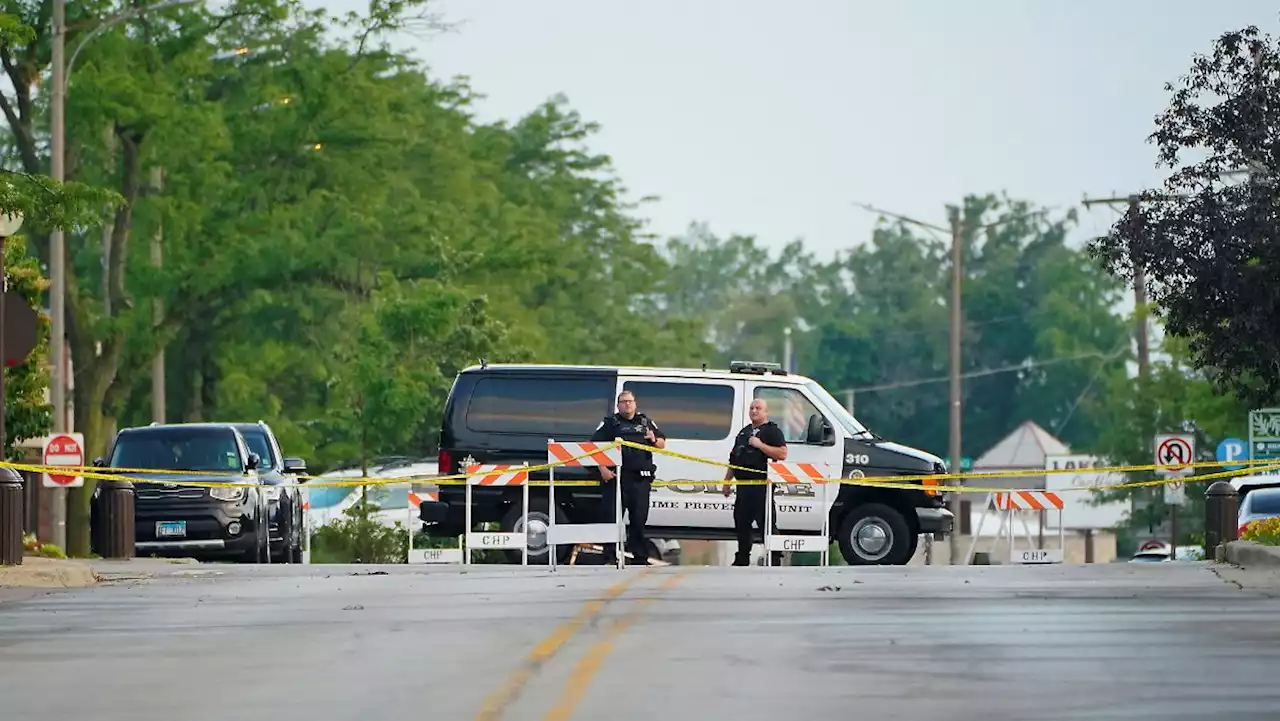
top-left (963, 490), bottom-right (1065, 565)
top-left (763, 461), bottom-right (835, 566)
top-left (465, 464), bottom-right (531, 565)
top-left (407, 488), bottom-right (464, 564)
top-left (546, 439), bottom-right (624, 570)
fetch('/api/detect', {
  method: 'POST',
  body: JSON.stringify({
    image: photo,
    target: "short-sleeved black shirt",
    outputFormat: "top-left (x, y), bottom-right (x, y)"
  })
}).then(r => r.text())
top-left (728, 421), bottom-right (787, 481)
top-left (591, 412), bottom-right (666, 474)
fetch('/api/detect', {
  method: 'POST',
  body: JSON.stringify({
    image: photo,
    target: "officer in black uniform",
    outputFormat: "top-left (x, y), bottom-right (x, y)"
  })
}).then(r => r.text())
top-left (722, 397), bottom-right (788, 566)
top-left (591, 389), bottom-right (668, 566)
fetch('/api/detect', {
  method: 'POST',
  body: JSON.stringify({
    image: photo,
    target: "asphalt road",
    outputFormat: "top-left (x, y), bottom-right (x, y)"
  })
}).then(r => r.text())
top-left (2, 561), bottom-right (1279, 721)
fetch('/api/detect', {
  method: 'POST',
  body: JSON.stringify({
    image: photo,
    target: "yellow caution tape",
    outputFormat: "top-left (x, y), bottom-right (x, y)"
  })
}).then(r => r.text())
top-left (7, 436), bottom-right (1276, 496)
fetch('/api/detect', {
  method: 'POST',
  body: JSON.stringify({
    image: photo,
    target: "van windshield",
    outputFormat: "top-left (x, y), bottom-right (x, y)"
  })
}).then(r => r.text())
top-left (804, 381), bottom-right (870, 437)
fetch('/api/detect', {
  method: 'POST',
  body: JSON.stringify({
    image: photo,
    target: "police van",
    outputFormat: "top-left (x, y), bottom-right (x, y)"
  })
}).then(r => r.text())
top-left (418, 361), bottom-right (954, 565)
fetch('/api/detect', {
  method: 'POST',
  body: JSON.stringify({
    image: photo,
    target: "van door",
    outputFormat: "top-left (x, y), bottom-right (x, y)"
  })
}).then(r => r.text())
top-left (745, 382), bottom-right (843, 532)
top-left (616, 376), bottom-right (744, 530)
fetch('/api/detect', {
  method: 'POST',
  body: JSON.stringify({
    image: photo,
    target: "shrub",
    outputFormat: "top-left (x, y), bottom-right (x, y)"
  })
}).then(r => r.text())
top-left (22, 533), bottom-right (68, 559)
top-left (1241, 517), bottom-right (1280, 546)
top-left (309, 498), bottom-right (409, 563)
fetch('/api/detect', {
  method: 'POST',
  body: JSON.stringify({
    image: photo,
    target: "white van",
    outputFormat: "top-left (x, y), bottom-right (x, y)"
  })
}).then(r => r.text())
top-left (418, 361), bottom-right (954, 565)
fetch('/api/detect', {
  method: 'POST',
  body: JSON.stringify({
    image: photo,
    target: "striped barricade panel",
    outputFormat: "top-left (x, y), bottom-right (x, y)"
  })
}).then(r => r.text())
top-left (768, 461), bottom-right (832, 485)
top-left (994, 490), bottom-right (1064, 511)
top-left (547, 441), bottom-right (621, 468)
top-left (467, 464), bottom-right (529, 487)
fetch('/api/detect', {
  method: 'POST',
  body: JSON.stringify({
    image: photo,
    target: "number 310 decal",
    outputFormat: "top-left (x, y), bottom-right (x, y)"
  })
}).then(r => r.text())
top-left (846, 453), bottom-right (870, 466)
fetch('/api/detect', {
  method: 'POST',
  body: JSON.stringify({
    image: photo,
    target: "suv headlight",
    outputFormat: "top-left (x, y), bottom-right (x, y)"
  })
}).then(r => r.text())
top-left (209, 485), bottom-right (246, 503)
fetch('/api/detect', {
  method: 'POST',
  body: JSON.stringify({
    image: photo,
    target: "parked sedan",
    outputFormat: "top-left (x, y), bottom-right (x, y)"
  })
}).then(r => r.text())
top-left (1238, 486), bottom-right (1280, 535)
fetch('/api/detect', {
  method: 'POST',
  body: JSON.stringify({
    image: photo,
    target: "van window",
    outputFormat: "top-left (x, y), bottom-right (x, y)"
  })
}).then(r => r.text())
top-left (753, 386), bottom-right (826, 444)
top-left (465, 376), bottom-right (613, 437)
top-left (621, 381), bottom-right (735, 440)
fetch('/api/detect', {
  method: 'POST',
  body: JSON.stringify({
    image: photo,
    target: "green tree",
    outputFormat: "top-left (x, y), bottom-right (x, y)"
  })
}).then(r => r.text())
top-left (1087, 333), bottom-right (1251, 547)
top-left (1088, 25), bottom-right (1280, 406)
top-left (2, 234), bottom-right (51, 458)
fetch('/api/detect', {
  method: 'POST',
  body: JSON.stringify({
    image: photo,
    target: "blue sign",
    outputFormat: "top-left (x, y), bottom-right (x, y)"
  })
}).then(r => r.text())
top-left (1217, 437), bottom-right (1247, 471)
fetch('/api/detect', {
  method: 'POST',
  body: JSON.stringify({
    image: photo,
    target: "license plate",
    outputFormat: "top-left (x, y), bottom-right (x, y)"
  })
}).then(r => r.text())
top-left (156, 521), bottom-right (187, 539)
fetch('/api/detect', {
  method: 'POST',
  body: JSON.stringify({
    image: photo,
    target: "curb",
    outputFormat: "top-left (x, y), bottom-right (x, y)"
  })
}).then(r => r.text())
top-left (1222, 540), bottom-right (1280, 568)
top-left (0, 557), bottom-right (99, 589)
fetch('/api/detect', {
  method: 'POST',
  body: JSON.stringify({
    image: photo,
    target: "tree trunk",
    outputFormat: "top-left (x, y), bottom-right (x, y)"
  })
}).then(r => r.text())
top-left (64, 127), bottom-right (145, 557)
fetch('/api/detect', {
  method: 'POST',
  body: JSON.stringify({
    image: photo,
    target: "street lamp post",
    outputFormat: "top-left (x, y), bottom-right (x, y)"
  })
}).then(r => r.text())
top-left (47, 0), bottom-right (206, 548)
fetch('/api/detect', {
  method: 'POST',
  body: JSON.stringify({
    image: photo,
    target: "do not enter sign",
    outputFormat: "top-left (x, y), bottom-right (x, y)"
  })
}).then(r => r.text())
top-left (42, 432), bottom-right (85, 488)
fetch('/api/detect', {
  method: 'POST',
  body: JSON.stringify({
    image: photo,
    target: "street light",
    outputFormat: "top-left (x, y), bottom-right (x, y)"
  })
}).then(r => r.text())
top-left (50, 0), bottom-right (209, 436)
top-left (0, 209), bottom-right (25, 460)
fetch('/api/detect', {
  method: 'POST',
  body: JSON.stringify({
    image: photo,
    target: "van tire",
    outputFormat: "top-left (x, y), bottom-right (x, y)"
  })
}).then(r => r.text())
top-left (500, 498), bottom-right (572, 565)
top-left (837, 503), bottom-right (912, 565)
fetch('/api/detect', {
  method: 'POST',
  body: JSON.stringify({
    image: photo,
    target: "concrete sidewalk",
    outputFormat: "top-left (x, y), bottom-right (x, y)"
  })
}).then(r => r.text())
top-left (0, 557), bottom-right (98, 590)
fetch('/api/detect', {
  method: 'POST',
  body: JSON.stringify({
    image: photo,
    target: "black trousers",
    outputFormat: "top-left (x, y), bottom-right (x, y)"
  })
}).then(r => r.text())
top-left (733, 484), bottom-right (779, 565)
top-left (599, 472), bottom-right (651, 563)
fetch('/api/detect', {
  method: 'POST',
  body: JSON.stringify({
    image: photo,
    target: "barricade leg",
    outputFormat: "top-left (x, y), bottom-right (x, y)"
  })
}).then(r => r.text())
top-left (616, 472), bottom-right (624, 570)
top-left (764, 480), bottom-right (773, 567)
top-left (301, 486), bottom-right (310, 565)
top-left (549, 463), bottom-right (557, 572)
top-left (465, 482), bottom-right (473, 566)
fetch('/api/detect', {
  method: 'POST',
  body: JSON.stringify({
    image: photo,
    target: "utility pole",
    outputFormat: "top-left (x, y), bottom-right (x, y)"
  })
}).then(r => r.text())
top-left (852, 200), bottom-right (1050, 565)
top-left (48, 0), bottom-right (67, 550)
top-left (151, 166), bottom-right (165, 424)
top-left (947, 206), bottom-right (963, 565)
top-left (1082, 189), bottom-right (1191, 552)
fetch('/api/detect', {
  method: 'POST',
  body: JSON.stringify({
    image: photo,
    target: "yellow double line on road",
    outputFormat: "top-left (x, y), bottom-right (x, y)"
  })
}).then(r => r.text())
top-left (474, 568), bottom-right (688, 721)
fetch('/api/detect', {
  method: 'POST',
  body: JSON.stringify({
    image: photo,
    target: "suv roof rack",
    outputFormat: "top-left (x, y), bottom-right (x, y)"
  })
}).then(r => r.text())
top-left (728, 360), bottom-right (787, 376)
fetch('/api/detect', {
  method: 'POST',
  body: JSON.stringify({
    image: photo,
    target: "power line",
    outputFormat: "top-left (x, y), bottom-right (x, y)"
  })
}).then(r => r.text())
top-left (842, 350), bottom-right (1120, 394)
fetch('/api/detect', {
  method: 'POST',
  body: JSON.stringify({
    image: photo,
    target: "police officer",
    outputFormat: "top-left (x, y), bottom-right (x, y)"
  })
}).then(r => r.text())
top-left (722, 397), bottom-right (788, 566)
top-left (591, 389), bottom-right (668, 566)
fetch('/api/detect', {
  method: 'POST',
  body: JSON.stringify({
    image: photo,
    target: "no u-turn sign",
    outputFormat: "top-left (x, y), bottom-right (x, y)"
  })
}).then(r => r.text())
top-left (1154, 433), bottom-right (1195, 478)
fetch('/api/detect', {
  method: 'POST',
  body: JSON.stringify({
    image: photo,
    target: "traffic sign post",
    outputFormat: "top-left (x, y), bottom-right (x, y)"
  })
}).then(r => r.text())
top-left (41, 433), bottom-right (85, 488)
top-left (1154, 433), bottom-right (1194, 557)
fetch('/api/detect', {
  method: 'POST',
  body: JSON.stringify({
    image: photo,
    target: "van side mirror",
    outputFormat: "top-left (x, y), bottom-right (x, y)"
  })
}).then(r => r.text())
top-left (805, 414), bottom-right (832, 444)
top-left (283, 457), bottom-right (307, 474)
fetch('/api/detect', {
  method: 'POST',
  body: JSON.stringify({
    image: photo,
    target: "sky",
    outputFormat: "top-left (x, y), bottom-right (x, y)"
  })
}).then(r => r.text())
top-left (312, 0), bottom-right (1279, 261)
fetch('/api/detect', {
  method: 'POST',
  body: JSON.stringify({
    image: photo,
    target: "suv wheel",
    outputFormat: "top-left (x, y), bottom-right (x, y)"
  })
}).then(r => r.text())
top-left (500, 499), bottom-right (571, 564)
top-left (837, 503), bottom-right (912, 565)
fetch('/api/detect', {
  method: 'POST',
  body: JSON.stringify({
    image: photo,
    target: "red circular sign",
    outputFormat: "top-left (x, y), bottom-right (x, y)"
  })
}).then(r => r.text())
top-left (44, 433), bottom-right (84, 487)
top-left (1157, 437), bottom-right (1193, 471)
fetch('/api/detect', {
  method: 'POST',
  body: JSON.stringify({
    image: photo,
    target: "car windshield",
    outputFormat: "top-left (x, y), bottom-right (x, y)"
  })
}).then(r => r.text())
top-left (804, 380), bottom-right (869, 436)
top-left (110, 428), bottom-right (243, 473)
